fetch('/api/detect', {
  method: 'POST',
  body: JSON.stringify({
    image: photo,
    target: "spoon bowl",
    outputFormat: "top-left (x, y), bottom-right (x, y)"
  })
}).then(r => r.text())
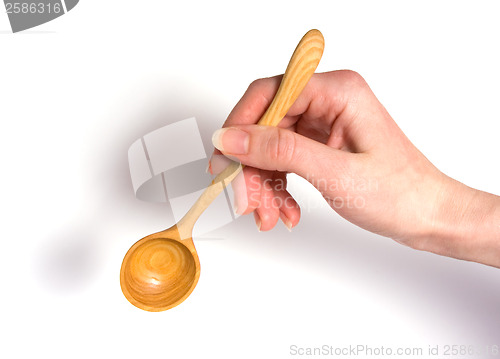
top-left (120, 162), bottom-right (241, 311)
top-left (120, 29), bottom-right (325, 311)
top-left (120, 227), bottom-right (200, 311)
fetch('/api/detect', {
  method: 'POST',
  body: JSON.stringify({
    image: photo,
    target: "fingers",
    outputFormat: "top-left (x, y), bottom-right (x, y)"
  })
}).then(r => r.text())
top-left (254, 171), bottom-right (280, 231)
top-left (211, 70), bottom-right (375, 160)
top-left (210, 76), bottom-right (283, 159)
top-left (216, 157), bottom-right (300, 231)
top-left (211, 70), bottom-right (379, 160)
top-left (233, 165), bottom-right (261, 215)
top-left (212, 124), bottom-right (353, 181)
top-left (224, 76), bottom-right (283, 127)
top-left (209, 70), bottom-right (375, 232)
top-left (238, 169), bottom-right (300, 231)
top-left (274, 186), bottom-right (300, 231)
top-left (222, 71), bottom-right (368, 129)
top-left (211, 124), bottom-right (355, 232)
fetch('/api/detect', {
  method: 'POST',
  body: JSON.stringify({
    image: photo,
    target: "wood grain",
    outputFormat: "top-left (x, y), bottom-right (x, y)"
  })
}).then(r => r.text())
top-left (258, 29), bottom-right (324, 126)
top-left (120, 227), bottom-right (200, 312)
top-left (120, 29), bottom-right (325, 311)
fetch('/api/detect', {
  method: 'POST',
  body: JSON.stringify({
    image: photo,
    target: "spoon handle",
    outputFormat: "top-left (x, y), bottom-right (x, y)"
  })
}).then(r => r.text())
top-left (257, 29), bottom-right (324, 126)
top-left (177, 29), bottom-right (325, 235)
top-left (177, 160), bottom-right (241, 237)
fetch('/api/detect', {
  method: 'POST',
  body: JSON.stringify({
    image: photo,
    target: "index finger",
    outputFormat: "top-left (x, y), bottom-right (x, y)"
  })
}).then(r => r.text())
top-left (221, 72), bottom-right (355, 131)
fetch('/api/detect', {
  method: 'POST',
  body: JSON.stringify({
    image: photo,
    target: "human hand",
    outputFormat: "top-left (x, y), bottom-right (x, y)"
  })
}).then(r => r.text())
top-left (210, 71), bottom-right (500, 267)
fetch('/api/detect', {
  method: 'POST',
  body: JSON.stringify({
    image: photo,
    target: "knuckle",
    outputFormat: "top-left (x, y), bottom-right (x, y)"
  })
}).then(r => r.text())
top-left (338, 70), bottom-right (367, 89)
top-left (266, 129), bottom-right (297, 170)
top-left (247, 78), bottom-right (267, 93)
top-left (244, 78), bottom-right (277, 116)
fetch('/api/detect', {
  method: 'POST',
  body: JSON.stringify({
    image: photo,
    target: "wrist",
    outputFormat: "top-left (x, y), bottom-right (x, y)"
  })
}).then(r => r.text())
top-left (414, 175), bottom-right (500, 267)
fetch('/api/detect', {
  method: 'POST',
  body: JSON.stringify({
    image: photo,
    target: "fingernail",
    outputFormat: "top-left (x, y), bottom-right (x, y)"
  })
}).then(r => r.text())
top-left (209, 154), bottom-right (232, 175)
top-left (205, 159), bottom-right (211, 174)
top-left (235, 205), bottom-right (244, 216)
top-left (234, 203), bottom-right (246, 216)
top-left (280, 212), bottom-right (293, 232)
top-left (254, 211), bottom-right (261, 232)
top-left (212, 128), bottom-right (249, 155)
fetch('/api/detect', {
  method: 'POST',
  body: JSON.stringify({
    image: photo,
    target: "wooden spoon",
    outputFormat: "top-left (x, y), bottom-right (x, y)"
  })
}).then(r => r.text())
top-left (120, 29), bottom-right (325, 311)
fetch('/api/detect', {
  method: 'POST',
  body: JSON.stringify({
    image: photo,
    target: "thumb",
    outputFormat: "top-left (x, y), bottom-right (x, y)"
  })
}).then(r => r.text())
top-left (211, 125), bottom-right (349, 181)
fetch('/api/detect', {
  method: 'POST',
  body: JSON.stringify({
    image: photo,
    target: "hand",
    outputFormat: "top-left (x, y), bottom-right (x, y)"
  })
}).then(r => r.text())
top-left (210, 71), bottom-right (500, 267)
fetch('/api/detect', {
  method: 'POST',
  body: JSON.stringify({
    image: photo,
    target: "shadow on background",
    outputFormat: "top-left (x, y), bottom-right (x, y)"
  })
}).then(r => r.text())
top-left (209, 181), bottom-right (500, 345)
top-left (34, 76), bottom-right (229, 293)
top-left (35, 221), bottom-right (101, 293)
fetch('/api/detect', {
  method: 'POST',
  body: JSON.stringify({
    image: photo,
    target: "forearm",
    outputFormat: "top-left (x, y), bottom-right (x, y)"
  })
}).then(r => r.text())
top-left (415, 176), bottom-right (500, 268)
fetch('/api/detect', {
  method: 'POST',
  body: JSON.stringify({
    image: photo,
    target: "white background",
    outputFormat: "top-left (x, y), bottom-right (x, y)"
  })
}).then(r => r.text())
top-left (1, 1), bottom-right (499, 358)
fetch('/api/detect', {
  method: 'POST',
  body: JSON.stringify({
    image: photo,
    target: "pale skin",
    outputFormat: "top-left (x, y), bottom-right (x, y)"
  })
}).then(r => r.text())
top-left (210, 70), bottom-right (500, 268)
